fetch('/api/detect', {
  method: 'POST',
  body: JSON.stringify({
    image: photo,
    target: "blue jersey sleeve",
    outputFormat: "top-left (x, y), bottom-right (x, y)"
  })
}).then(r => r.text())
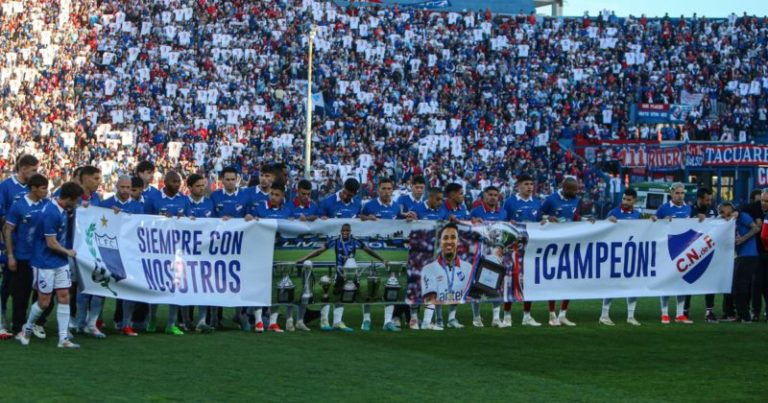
top-left (5, 201), bottom-right (21, 227)
top-left (42, 208), bottom-right (59, 236)
top-left (540, 196), bottom-right (553, 216)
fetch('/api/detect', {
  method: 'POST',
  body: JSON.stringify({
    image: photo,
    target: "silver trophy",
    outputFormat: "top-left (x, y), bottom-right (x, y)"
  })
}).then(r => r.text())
top-left (300, 261), bottom-right (315, 305)
top-left (319, 273), bottom-right (332, 303)
top-left (383, 264), bottom-right (402, 303)
top-left (276, 263), bottom-right (295, 303)
top-left (366, 261), bottom-right (380, 302)
top-left (340, 258), bottom-right (360, 303)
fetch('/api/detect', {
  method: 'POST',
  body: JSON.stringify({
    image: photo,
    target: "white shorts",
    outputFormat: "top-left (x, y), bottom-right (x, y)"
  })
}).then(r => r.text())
top-left (32, 265), bottom-right (72, 294)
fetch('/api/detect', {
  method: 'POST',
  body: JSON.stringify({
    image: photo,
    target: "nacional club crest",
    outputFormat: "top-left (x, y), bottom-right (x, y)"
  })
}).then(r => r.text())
top-left (85, 221), bottom-right (127, 296)
top-left (667, 229), bottom-right (716, 284)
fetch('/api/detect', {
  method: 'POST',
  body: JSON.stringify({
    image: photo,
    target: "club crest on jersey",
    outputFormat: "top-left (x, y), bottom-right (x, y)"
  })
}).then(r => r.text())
top-left (667, 229), bottom-right (715, 284)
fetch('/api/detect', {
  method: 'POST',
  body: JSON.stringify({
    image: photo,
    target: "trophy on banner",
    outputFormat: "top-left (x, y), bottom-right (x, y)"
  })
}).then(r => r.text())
top-left (383, 263), bottom-right (402, 303)
top-left (319, 272), bottom-right (332, 303)
top-left (300, 261), bottom-right (315, 305)
top-left (366, 260), bottom-right (380, 302)
top-left (340, 258), bottom-right (360, 303)
top-left (276, 263), bottom-right (296, 303)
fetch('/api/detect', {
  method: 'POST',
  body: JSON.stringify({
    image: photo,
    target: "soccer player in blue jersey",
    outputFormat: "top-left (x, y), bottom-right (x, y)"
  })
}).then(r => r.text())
top-left (502, 174), bottom-right (542, 327)
top-left (654, 182), bottom-right (694, 325)
top-left (3, 173), bottom-right (49, 340)
top-left (440, 183), bottom-right (470, 221)
top-left (410, 187), bottom-right (447, 221)
top-left (211, 167), bottom-right (253, 220)
top-left (541, 177), bottom-right (582, 327)
top-left (16, 182), bottom-right (83, 348)
top-left (688, 188), bottom-right (719, 322)
top-left (296, 223), bottom-right (386, 332)
top-left (600, 188), bottom-right (643, 326)
top-left (360, 178), bottom-right (401, 331)
top-left (290, 179), bottom-right (319, 222)
top-left (319, 178), bottom-right (362, 218)
top-left (255, 182), bottom-right (293, 333)
top-left (136, 161), bottom-right (160, 200)
top-left (0, 154), bottom-right (39, 337)
top-left (185, 174), bottom-right (217, 333)
top-left (469, 186), bottom-right (507, 328)
top-left (396, 176), bottom-right (426, 215)
top-left (72, 166), bottom-right (107, 338)
top-left (211, 167), bottom-right (256, 331)
top-left (100, 176), bottom-right (145, 336)
top-left (248, 164), bottom-right (274, 205)
top-left (719, 202), bottom-right (761, 322)
top-left (144, 171), bottom-right (190, 335)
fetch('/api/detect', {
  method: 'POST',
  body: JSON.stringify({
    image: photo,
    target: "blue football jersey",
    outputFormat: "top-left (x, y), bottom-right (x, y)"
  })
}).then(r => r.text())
top-left (210, 188), bottom-right (251, 218)
top-left (412, 202), bottom-right (447, 220)
top-left (319, 192), bottom-right (361, 218)
top-left (0, 175), bottom-right (29, 217)
top-left (5, 196), bottom-right (49, 260)
top-left (362, 198), bottom-right (401, 219)
top-left (188, 196), bottom-right (214, 218)
top-left (503, 194), bottom-right (542, 222)
top-left (541, 191), bottom-right (581, 222)
top-left (32, 201), bottom-right (70, 269)
top-left (655, 202), bottom-right (691, 219)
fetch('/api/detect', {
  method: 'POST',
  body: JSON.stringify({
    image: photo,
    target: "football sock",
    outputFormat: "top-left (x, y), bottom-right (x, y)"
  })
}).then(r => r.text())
top-left (410, 306), bottom-right (419, 323)
top-left (492, 304), bottom-right (501, 321)
top-left (561, 300), bottom-right (570, 310)
top-left (384, 305), bottom-right (394, 324)
top-left (57, 304), bottom-right (70, 342)
top-left (627, 298), bottom-right (637, 319)
top-left (601, 299), bottom-right (612, 317)
top-left (320, 305), bottom-right (330, 323)
top-left (676, 296), bottom-right (686, 316)
top-left (548, 300), bottom-right (556, 312)
top-left (167, 305), bottom-right (178, 326)
top-left (87, 296), bottom-right (104, 328)
top-left (196, 306), bottom-right (208, 326)
top-left (269, 312), bottom-right (279, 326)
top-left (285, 305), bottom-right (295, 320)
top-left (122, 300), bottom-right (136, 328)
top-left (558, 309), bottom-right (568, 319)
top-left (75, 293), bottom-right (89, 328)
top-left (435, 305), bottom-right (443, 324)
top-left (363, 304), bottom-right (371, 320)
top-left (26, 302), bottom-right (44, 328)
top-left (448, 305), bottom-right (457, 321)
top-left (524, 301), bottom-right (532, 312)
top-left (660, 296), bottom-right (670, 316)
top-left (504, 302), bottom-right (512, 312)
top-left (333, 306), bottom-right (344, 325)
top-left (254, 308), bottom-right (263, 324)
top-left (298, 304), bottom-right (307, 322)
top-left (471, 301), bottom-right (480, 319)
top-left (422, 305), bottom-right (435, 326)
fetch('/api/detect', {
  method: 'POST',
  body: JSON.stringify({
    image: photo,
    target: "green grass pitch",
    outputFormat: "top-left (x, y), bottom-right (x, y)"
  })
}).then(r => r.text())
top-left (1, 250), bottom-right (766, 401)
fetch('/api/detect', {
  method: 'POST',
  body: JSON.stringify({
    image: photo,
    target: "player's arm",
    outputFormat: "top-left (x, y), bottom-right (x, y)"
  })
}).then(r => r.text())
top-left (361, 243), bottom-right (386, 263)
top-left (737, 215), bottom-right (760, 246)
top-left (296, 245), bottom-right (328, 264)
top-left (46, 235), bottom-right (75, 257)
top-left (3, 222), bottom-right (17, 271)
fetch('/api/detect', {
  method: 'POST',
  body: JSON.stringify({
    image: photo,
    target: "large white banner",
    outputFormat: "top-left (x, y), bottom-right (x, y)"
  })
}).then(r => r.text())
top-left (522, 218), bottom-right (736, 301)
top-left (74, 207), bottom-right (276, 306)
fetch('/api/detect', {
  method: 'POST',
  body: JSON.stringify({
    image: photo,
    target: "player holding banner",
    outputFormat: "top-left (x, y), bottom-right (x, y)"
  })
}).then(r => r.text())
top-left (360, 178), bottom-right (401, 332)
top-left (502, 174), bottom-right (542, 327)
top-left (654, 183), bottom-right (695, 325)
top-left (540, 177), bottom-right (583, 327)
top-left (469, 186), bottom-right (507, 328)
top-left (186, 174), bottom-right (216, 333)
top-left (601, 188), bottom-right (642, 326)
top-left (17, 182), bottom-right (83, 348)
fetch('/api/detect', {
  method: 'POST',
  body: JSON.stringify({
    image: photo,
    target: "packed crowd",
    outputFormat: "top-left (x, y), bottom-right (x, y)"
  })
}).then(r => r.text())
top-left (1, 157), bottom-right (765, 348)
top-left (3, 1), bottom-right (768, 205)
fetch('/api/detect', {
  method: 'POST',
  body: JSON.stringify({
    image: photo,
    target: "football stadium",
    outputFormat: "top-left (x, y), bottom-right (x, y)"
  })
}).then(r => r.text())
top-left (1, 0), bottom-right (768, 400)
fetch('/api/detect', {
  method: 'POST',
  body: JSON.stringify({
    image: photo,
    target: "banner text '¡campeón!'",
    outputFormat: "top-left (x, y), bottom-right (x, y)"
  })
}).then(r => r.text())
top-left (533, 238), bottom-right (658, 284)
top-left (136, 228), bottom-right (244, 256)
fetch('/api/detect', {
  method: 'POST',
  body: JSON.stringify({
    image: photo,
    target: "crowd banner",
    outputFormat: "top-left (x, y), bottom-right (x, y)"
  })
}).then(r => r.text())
top-left (73, 206), bottom-right (277, 307)
top-left (522, 218), bottom-right (735, 301)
